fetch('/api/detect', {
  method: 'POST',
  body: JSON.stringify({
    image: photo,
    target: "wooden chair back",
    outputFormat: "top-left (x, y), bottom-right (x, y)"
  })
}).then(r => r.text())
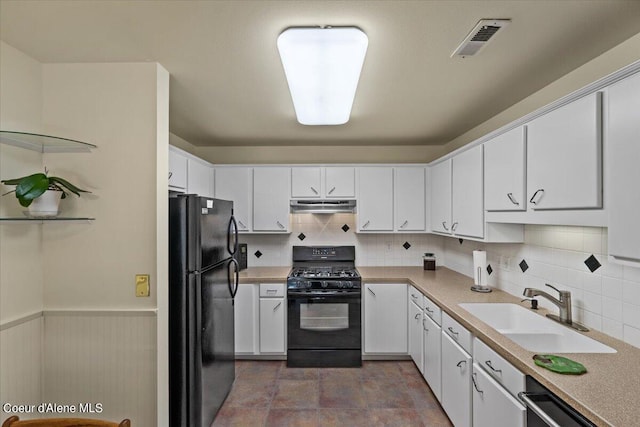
top-left (1, 416), bottom-right (130, 427)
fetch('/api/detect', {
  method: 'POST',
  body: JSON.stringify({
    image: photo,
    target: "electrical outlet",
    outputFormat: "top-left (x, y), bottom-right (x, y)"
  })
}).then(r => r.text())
top-left (136, 274), bottom-right (150, 297)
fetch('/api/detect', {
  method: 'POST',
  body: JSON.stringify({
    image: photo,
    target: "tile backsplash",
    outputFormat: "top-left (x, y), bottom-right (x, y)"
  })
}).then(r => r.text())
top-left (444, 225), bottom-right (640, 349)
top-left (240, 213), bottom-right (444, 268)
top-left (241, 217), bottom-right (640, 350)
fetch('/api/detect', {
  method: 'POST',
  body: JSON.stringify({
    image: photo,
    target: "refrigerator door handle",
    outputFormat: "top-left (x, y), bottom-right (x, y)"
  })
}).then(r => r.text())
top-left (228, 258), bottom-right (240, 300)
top-left (227, 216), bottom-right (239, 256)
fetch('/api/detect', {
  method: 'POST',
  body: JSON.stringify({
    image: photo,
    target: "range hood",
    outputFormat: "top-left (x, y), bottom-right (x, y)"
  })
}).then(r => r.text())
top-left (290, 199), bottom-right (356, 214)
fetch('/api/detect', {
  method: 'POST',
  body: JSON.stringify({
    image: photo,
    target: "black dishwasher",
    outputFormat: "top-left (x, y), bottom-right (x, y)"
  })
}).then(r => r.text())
top-left (519, 376), bottom-right (596, 427)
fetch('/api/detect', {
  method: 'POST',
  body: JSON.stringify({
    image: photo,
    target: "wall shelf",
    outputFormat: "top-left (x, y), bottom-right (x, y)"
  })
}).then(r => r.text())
top-left (0, 130), bottom-right (96, 153)
top-left (0, 217), bottom-right (95, 224)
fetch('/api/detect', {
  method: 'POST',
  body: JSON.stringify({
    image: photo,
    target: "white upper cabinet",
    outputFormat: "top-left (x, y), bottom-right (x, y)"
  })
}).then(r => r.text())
top-left (253, 167), bottom-right (290, 232)
top-left (168, 148), bottom-right (187, 191)
top-left (187, 158), bottom-right (214, 198)
top-left (395, 167), bottom-right (426, 231)
top-left (291, 167), bottom-right (322, 198)
top-left (358, 167), bottom-right (393, 231)
top-left (325, 167), bottom-right (356, 198)
top-left (608, 72), bottom-right (640, 263)
top-left (452, 145), bottom-right (484, 239)
top-left (291, 166), bottom-right (355, 199)
top-left (214, 167), bottom-right (252, 232)
top-left (527, 92), bottom-right (602, 210)
top-left (484, 127), bottom-right (527, 211)
top-left (430, 160), bottom-right (452, 234)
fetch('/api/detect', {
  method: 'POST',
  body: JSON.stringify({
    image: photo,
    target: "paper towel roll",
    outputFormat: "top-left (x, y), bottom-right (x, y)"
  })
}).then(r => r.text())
top-left (473, 250), bottom-right (487, 286)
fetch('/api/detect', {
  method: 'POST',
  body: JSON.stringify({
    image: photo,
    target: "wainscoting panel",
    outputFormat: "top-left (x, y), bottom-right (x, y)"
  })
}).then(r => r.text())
top-left (43, 312), bottom-right (156, 427)
top-left (0, 315), bottom-right (43, 424)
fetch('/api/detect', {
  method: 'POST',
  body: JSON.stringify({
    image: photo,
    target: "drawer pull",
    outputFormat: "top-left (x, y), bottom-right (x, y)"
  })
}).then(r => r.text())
top-left (447, 327), bottom-right (459, 338)
top-left (485, 360), bottom-right (502, 374)
top-left (266, 289), bottom-right (278, 294)
top-left (424, 306), bottom-right (434, 314)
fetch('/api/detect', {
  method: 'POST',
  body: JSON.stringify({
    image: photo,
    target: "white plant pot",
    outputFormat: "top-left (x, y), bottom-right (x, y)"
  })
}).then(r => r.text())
top-left (28, 190), bottom-right (63, 217)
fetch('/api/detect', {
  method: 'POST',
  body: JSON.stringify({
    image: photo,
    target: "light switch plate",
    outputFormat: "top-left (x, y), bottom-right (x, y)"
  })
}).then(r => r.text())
top-left (136, 274), bottom-right (150, 297)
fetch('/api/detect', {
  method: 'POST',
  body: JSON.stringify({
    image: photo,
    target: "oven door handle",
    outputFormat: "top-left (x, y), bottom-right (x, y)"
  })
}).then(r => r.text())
top-left (288, 291), bottom-right (361, 298)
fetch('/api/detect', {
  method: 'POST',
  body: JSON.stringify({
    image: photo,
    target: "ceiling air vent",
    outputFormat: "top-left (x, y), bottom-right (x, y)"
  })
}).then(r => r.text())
top-left (451, 19), bottom-right (510, 58)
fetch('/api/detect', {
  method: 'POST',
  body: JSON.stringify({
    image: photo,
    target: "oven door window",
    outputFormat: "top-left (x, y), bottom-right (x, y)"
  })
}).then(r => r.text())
top-left (300, 303), bottom-right (349, 331)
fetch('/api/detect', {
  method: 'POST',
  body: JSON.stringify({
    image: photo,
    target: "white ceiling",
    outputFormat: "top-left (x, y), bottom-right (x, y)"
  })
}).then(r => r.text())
top-left (2, 1), bottom-right (640, 147)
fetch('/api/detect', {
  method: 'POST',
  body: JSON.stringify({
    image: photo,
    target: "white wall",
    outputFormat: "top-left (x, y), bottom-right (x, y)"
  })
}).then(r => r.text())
top-left (442, 225), bottom-right (640, 349)
top-left (0, 43), bottom-right (167, 426)
top-left (37, 62), bottom-right (168, 427)
top-left (0, 41), bottom-right (45, 423)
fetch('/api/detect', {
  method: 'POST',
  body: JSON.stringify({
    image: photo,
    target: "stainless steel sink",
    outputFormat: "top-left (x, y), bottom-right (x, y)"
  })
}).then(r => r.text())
top-left (458, 303), bottom-right (616, 354)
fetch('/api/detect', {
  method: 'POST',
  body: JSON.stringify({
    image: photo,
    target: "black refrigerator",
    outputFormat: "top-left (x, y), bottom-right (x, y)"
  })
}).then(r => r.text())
top-left (169, 195), bottom-right (239, 427)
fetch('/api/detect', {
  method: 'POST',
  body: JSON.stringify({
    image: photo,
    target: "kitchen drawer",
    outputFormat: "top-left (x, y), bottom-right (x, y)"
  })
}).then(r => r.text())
top-left (442, 312), bottom-right (472, 354)
top-left (259, 283), bottom-right (285, 298)
top-left (473, 337), bottom-right (525, 398)
top-left (423, 295), bottom-right (441, 326)
top-left (408, 286), bottom-right (425, 309)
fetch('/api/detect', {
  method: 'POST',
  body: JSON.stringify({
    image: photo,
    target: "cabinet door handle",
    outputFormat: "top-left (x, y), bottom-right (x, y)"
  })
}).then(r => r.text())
top-left (447, 327), bottom-right (459, 339)
top-left (273, 301), bottom-right (282, 311)
top-left (451, 222), bottom-right (458, 231)
top-left (472, 373), bottom-right (484, 395)
top-left (442, 221), bottom-right (449, 231)
top-left (507, 192), bottom-right (520, 206)
top-left (422, 317), bottom-right (429, 331)
top-left (456, 360), bottom-right (466, 369)
top-left (363, 220), bottom-right (370, 229)
top-left (328, 186), bottom-right (336, 195)
top-left (400, 220), bottom-right (408, 229)
top-left (238, 220), bottom-right (247, 229)
top-left (529, 188), bottom-right (545, 205)
top-left (310, 186), bottom-right (318, 194)
top-left (276, 221), bottom-right (285, 229)
top-left (415, 313), bottom-right (421, 319)
top-left (484, 360), bottom-right (502, 374)
top-left (367, 287), bottom-right (376, 297)
top-left (168, 172), bottom-right (173, 179)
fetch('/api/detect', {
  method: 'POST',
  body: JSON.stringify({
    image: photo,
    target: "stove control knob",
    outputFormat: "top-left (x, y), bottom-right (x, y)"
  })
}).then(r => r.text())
top-left (321, 281), bottom-right (328, 288)
top-left (345, 282), bottom-right (353, 288)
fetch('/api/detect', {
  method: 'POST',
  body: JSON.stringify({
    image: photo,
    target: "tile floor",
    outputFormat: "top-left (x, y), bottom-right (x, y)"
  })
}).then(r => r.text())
top-left (212, 360), bottom-right (453, 427)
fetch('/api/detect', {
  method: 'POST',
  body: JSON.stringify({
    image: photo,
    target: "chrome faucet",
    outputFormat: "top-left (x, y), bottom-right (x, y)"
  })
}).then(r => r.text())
top-left (523, 284), bottom-right (589, 332)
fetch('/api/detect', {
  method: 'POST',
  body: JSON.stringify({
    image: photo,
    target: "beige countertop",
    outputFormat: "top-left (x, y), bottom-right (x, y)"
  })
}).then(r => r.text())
top-left (239, 266), bottom-right (639, 427)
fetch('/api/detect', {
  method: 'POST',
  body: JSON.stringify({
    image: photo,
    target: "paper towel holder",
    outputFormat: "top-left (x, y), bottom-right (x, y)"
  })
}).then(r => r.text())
top-left (471, 266), bottom-right (492, 293)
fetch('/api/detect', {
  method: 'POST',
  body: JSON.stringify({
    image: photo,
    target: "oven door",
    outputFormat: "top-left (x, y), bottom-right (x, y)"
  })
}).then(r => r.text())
top-left (287, 291), bottom-right (361, 350)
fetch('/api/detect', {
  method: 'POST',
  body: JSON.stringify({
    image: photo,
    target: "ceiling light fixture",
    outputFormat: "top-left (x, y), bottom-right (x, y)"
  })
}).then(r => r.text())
top-left (277, 27), bottom-right (369, 126)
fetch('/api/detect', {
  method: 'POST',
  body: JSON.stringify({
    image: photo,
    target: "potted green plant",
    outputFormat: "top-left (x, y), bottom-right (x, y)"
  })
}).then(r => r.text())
top-left (1, 168), bottom-right (89, 217)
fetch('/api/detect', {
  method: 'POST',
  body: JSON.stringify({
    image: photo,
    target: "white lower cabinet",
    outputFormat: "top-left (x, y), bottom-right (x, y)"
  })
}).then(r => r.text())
top-left (472, 364), bottom-right (525, 427)
top-left (408, 299), bottom-right (424, 373)
top-left (422, 313), bottom-right (442, 402)
top-left (364, 283), bottom-right (407, 354)
top-left (259, 296), bottom-right (286, 354)
top-left (441, 331), bottom-right (472, 427)
top-left (234, 284), bottom-right (257, 354)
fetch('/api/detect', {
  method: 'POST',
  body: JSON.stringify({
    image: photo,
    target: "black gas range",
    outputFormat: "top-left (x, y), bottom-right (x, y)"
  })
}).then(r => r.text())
top-left (286, 246), bottom-right (362, 367)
